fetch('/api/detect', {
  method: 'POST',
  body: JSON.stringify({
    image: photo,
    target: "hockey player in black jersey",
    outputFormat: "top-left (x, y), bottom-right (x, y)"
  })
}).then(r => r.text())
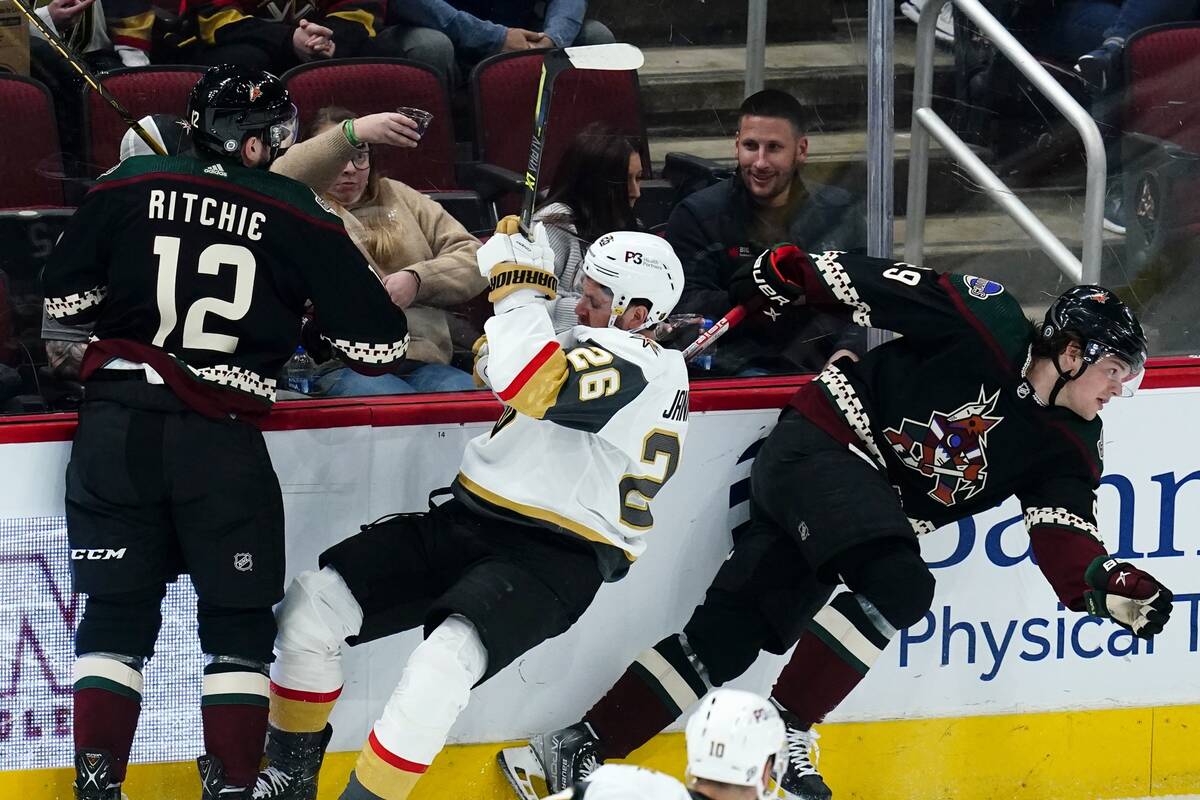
top-left (42, 64), bottom-right (408, 800)
top-left (499, 247), bottom-right (1174, 800)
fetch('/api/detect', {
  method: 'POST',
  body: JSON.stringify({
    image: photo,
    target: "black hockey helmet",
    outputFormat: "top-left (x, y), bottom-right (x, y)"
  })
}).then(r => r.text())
top-left (186, 64), bottom-right (298, 163)
top-left (1040, 285), bottom-right (1147, 399)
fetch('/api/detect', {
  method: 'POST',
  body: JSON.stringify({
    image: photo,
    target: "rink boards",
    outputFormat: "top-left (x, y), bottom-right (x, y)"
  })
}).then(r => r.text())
top-left (1, 372), bottom-right (1198, 799)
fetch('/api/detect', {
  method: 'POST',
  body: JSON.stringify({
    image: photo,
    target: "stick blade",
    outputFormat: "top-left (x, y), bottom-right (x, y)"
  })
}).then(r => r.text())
top-left (497, 746), bottom-right (550, 800)
top-left (562, 43), bottom-right (645, 71)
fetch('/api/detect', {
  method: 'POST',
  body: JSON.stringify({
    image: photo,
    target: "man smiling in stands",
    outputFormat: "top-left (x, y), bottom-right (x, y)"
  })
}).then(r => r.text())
top-left (666, 89), bottom-right (866, 376)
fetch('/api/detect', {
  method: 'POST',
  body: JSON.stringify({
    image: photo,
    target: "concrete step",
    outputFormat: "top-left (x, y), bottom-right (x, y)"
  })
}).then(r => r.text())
top-left (588, 0), bottom-right (839, 47)
top-left (648, 129), bottom-right (985, 215)
top-left (638, 34), bottom-right (956, 136)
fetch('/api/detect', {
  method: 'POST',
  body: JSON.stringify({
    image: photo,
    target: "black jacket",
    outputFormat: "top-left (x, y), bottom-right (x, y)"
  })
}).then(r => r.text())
top-left (666, 172), bottom-right (868, 375)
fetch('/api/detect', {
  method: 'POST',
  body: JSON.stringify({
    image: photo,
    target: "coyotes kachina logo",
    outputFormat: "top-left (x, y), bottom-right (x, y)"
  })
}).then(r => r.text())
top-left (883, 388), bottom-right (1004, 506)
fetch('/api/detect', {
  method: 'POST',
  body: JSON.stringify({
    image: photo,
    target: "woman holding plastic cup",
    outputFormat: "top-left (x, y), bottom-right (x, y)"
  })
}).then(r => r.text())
top-left (272, 106), bottom-right (485, 396)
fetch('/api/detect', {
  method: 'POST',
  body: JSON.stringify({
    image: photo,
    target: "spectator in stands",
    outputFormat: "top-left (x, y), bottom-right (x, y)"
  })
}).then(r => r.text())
top-left (27, 0), bottom-right (151, 160)
top-left (667, 89), bottom-right (867, 376)
top-left (272, 106), bottom-right (484, 395)
top-left (384, 0), bottom-right (615, 84)
top-left (163, 0), bottom-right (418, 73)
top-left (534, 122), bottom-right (643, 331)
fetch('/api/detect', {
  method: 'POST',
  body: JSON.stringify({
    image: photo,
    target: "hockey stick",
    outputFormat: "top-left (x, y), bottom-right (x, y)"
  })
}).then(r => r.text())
top-left (519, 43), bottom-right (645, 232)
top-left (680, 301), bottom-right (758, 361)
top-left (10, 0), bottom-right (167, 157)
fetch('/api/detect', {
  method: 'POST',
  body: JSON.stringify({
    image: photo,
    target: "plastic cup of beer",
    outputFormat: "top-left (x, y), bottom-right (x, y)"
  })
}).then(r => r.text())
top-left (396, 107), bottom-right (433, 138)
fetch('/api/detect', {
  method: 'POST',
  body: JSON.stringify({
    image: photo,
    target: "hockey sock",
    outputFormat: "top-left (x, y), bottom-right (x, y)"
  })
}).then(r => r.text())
top-left (351, 615), bottom-right (486, 800)
top-left (583, 633), bottom-right (709, 761)
top-left (770, 591), bottom-right (895, 727)
top-left (270, 567), bottom-right (363, 734)
top-left (201, 657), bottom-right (271, 788)
top-left (73, 653), bottom-right (144, 783)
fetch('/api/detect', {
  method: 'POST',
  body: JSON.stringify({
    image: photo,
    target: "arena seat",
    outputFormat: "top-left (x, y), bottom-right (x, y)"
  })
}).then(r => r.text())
top-left (468, 49), bottom-right (651, 216)
top-left (0, 75), bottom-right (66, 208)
top-left (82, 66), bottom-right (206, 175)
top-left (282, 58), bottom-right (458, 192)
top-left (1121, 22), bottom-right (1200, 274)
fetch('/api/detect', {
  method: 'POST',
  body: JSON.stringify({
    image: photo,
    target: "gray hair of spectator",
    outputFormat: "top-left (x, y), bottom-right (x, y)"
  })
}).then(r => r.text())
top-left (738, 89), bottom-right (809, 137)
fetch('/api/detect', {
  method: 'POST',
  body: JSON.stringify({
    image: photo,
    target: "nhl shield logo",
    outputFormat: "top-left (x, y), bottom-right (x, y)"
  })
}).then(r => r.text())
top-left (963, 275), bottom-right (1005, 300)
top-left (234, 552), bottom-right (254, 572)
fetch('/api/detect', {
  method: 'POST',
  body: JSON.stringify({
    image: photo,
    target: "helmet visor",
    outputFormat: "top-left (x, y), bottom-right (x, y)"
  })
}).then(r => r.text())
top-left (1120, 363), bottom-right (1145, 397)
top-left (268, 105), bottom-right (299, 151)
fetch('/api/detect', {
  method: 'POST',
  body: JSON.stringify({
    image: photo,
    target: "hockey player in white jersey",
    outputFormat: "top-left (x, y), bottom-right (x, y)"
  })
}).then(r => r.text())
top-left (252, 216), bottom-right (689, 800)
top-left (684, 689), bottom-right (787, 800)
top-left (549, 764), bottom-right (693, 800)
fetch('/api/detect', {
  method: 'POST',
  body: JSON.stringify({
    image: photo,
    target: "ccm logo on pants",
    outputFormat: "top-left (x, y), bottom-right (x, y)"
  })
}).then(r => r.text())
top-left (71, 548), bottom-right (128, 560)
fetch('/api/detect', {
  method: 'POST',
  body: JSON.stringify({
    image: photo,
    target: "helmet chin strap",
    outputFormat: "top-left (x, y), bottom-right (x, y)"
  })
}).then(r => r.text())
top-left (1048, 354), bottom-right (1088, 406)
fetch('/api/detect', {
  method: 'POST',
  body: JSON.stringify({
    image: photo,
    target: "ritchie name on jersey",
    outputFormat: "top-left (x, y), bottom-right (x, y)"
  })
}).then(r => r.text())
top-left (148, 189), bottom-right (266, 241)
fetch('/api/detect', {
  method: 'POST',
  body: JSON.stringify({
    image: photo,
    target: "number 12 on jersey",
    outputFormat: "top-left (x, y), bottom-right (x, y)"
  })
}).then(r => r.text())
top-left (152, 235), bottom-right (256, 353)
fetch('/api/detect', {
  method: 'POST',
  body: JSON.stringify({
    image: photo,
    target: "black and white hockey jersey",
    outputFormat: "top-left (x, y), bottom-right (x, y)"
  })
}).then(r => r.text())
top-left (43, 154), bottom-right (409, 418)
top-left (455, 302), bottom-right (690, 581)
top-left (785, 251), bottom-right (1108, 610)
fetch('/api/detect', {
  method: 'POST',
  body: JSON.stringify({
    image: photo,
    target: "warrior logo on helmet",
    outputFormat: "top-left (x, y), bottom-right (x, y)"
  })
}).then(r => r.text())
top-left (883, 388), bottom-right (1004, 507)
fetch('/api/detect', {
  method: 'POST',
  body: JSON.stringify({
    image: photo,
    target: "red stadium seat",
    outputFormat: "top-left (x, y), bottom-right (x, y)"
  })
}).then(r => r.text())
top-left (1121, 22), bottom-right (1200, 271)
top-left (469, 49), bottom-right (651, 208)
top-left (282, 58), bottom-right (458, 191)
top-left (82, 66), bottom-right (206, 175)
top-left (0, 75), bottom-right (66, 209)
top-left (1126, 23), bottom-right (1200, 152)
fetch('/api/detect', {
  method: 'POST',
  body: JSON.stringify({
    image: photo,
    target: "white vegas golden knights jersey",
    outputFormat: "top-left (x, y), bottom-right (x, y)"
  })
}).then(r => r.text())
top-left (453, 302), bottom-right (690, 581)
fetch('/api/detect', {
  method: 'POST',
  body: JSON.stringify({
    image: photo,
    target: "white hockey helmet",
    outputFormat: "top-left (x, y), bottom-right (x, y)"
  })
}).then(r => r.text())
top-left (685, 689), bottom-right (786, 800)
top-left (548, 764), bottom-right (692, 800)
top-left (580, 231), bottom-right (684, 331)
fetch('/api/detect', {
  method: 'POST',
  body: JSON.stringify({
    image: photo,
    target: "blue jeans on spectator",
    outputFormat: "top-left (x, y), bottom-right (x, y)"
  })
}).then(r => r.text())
top-left (382, 17), bottom-right (615, 86)
top-left (318, 362), bottom-right (476, 397)
top-left (1031, 0), bottom-right (1197, 62)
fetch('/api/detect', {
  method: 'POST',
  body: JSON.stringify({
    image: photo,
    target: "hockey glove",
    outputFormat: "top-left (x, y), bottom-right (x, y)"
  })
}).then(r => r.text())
top-left (472, 334), bottom-right (491, 388)
top-left (476, 215), bottom-right (558, 303)
top-left (1084, 556), bottom-right (1173, 638)
top-left (728, 244), bottom-right (809, 309)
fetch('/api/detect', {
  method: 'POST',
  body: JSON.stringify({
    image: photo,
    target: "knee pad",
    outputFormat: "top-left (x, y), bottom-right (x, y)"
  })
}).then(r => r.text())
top-left (197, 603), bottom-right (277, 665)
top-left (373, 615), bottom-right (487, 764)
top-left (836, 540), bottom-right (935, 630)
top-left (271, 567), bottom-right (364, 694)
top-left (75, 585), bottom-right (166, 659)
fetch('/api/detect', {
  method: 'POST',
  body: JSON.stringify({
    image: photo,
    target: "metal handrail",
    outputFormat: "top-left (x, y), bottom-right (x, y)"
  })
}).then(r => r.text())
top-left (745, 0), bottom-right (768, 96)
top-left (903, 0), bottom-right (1106, 284)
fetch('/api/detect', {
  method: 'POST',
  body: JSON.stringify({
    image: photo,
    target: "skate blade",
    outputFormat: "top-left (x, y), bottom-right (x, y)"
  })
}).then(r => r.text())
top-left (497, 746), bottom-right (550, 800)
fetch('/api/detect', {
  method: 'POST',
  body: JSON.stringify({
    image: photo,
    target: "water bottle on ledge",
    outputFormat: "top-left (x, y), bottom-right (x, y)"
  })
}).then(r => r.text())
top-left (693, 318), bottom-right (714, 371)
top-left (285, 346), bottom-right (315, 394)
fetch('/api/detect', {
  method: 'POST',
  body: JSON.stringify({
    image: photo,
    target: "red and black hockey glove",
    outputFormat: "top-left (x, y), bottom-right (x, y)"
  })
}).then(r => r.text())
top-left (728, 244), bottom-right (810, 309)
top-left (1084, 556), bottom-right (1173, 638)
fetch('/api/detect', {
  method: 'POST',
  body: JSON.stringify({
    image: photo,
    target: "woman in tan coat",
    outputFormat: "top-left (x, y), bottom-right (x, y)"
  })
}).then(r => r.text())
top-left (273, 106), bottom-right (485, 395)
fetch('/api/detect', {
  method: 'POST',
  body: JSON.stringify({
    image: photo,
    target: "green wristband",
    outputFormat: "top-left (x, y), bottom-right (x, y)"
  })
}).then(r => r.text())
top-left (342, 119), bottom-right (360, 147)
